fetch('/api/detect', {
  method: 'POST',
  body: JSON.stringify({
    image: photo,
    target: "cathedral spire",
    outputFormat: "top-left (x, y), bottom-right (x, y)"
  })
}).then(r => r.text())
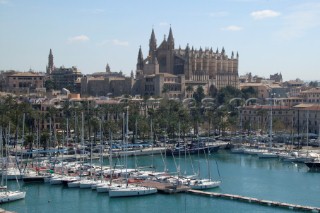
top-left (222, 47), bottom-right (225, 55)
top-left (167, 26), bottom-right (174, 50)
top-left (149, 28), bottom-right (157, 57)
top-left (137, 45), bottom-right (144, 71)
top-left (106, 63), bottom-right (111, 73)
top-left (47, 48), bottom-right (54, 75)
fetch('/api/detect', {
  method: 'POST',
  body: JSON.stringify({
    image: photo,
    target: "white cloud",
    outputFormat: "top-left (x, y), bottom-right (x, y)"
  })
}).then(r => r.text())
top-left (112, 39), bottom-right (129, 46)
top-left (209, 11), bottom-right (228, 17)
top-left (277, 3), bottom-right (320, 39)
top-left (251, 10), bottom-right (280, 19)
top-left (68, 35), bottom-right (90, 43)
top-left (221, 25), bottom-right (243, 31)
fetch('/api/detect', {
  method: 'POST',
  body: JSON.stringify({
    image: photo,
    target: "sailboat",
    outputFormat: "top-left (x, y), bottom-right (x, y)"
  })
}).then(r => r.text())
top-left (23, 118), bottom-right (50, 183)
top-left (186, 145), bottom-right (221, 190)
top-left (95, 128), bottom-right (114, 192)
top-left (68, 112), bottom-right (85, 188)
top-left (186, 154), bottom-right (221, 190)
top-left (304, 124), bottom-right (320, 169)
top-left (258, 100), bottom-right (279, 159)
top-left (0, 126), bottom-right (26, 203)
top-left (108, 107), bottom-right (157, 197)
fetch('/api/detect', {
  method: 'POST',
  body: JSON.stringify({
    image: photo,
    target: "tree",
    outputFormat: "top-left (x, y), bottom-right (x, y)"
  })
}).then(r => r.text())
top-left (186, 85), bottom-right (193, 97)
top-left (44, 79), bottom-right (55, 91)
top-left (217, 86), bottom-right (242, 105)
top-left (209, 85), bottom-right (218, 98)
top-left (309, 81), bottom-right (318, 88)
top-left (162, 85), bottom-right (169, 98)
top-left (241, 86), bottom-right (258, 100)
top-left (193, 86), bottom-right (205, 104)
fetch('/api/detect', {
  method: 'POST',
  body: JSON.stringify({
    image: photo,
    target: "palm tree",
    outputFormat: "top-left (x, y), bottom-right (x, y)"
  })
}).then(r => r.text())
top-left (186, 85), bottom-right (193, 98)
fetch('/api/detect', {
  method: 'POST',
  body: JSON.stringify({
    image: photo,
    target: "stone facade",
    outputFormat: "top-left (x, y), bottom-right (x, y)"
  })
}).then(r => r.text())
top-left (293, 104), bottom-right (320, 135)
top-left (46, 50), bottom-right (83, 93)
top-left (299, 87), bottom-right (320, 104)
top-left (241, 105), bottom-right (293, 133)
top-left (50, 66), bottom-right (82, 93)
top-left (81, 71), bottom-right (135, 97)
top-left (6, 72), bottom-right (45, 95)
top-left (136, 27), bottom-right (239, 96)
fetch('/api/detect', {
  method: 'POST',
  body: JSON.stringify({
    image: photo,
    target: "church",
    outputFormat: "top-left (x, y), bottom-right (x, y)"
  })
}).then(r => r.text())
top-left (135, 27), bottom-right (240, 98)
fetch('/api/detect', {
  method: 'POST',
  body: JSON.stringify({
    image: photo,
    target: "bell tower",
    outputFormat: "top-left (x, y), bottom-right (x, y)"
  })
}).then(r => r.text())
top-left (46, 49), bottom-right (54, 74)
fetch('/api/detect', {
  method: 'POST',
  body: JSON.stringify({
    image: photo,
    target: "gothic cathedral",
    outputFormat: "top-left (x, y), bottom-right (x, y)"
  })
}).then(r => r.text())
top-left (136, 27), bottom-right (239, 92)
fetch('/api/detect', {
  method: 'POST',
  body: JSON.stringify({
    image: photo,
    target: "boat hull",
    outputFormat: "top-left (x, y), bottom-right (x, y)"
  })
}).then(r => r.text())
top-left (305, 162), bottom-right (320, 169)
top-left (109, 187), bottom-right (157, 197)
top-left (0, 191), bottom-right (26, 203)
top-left (23, 175), bottom-right (47, 183)
top-left (166, 145), bottom-right (219, 156)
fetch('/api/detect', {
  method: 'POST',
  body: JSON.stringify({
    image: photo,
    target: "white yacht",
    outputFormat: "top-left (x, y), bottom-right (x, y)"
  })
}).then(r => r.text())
top-left (108, 186), bottom-right (157, 197)
top-left (0, 190), bottom-right (26, 203)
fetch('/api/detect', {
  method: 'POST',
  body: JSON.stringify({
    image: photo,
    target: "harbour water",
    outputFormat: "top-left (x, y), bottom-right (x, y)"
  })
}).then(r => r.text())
top-left (2, 150), bottom-right (320, 213)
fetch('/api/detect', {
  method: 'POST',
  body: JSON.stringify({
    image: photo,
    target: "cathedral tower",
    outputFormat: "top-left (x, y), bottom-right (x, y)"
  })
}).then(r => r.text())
top-left (137, 46), bottom-right (144, 71)
top-left (46, 49), bottom-right (54, 74)
top-left (149, 28), bottom-right (157, 58)
top-left (167, 27), bottom-right (174, 50)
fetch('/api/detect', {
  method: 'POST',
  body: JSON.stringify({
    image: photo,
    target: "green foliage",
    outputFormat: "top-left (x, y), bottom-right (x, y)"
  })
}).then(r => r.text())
top-left (309, 81), bottom-right (318, 88)
top-left (193, 86), bottom-right (205, 104)
top-left (241, 86), bottom-right (258, 100)
top-left (217, 86), bottom-right (242, 105)
top-left (44, 79), bottom-right (55, 91)
top-left (209, 85), bottom-right (218, 98)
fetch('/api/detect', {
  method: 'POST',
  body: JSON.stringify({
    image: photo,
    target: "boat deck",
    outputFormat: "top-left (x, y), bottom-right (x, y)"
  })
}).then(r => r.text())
top-left (139, 181), bottom-right (190, 194)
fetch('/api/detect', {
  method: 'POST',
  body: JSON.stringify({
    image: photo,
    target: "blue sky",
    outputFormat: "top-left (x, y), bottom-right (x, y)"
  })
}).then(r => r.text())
top-left (0, 0), bottom-right (319, 81)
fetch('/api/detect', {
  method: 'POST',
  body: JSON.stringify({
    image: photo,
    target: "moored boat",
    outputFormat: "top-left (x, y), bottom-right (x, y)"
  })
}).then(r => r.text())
top-left (108, 186), bottom-right (157, 197)
top-left (0, 190), bottom-right (26, 204)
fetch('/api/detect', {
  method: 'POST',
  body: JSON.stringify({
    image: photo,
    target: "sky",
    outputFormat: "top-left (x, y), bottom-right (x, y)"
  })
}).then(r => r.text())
top-left (0, 0), bottom-right (319, 81)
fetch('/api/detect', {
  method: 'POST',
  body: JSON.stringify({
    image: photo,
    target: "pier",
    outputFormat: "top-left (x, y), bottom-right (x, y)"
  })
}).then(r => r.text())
top-left (188, 190), bottom-right (320, 212)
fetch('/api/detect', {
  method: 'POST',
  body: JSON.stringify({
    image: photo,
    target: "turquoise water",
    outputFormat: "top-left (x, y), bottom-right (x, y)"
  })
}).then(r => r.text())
top-left (2, 150), bottom-right (319, 213)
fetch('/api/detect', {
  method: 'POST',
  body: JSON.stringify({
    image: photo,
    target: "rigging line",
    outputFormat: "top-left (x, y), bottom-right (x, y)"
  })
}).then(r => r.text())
top-left (215, 160), bottom-right (222, 182)
top-left (171, 151), bottom-right (178, 174)
top-left (159, 148), bottom-right (167, 172)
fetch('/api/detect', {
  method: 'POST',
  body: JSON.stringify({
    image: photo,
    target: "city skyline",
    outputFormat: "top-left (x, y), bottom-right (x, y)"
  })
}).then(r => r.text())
top-left (0, 0), bottom-right (319, 81)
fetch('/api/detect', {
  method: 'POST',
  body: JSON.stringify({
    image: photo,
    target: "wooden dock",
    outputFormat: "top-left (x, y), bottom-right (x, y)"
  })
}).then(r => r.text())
top-left (188, 190), bottom-right (320, 212)
top-left (140, 181), bottom-right (190, 194)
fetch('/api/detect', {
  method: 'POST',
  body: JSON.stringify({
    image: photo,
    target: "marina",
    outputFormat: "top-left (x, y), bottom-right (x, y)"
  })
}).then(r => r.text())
top-left (1, 148), bottom-right (320, 212)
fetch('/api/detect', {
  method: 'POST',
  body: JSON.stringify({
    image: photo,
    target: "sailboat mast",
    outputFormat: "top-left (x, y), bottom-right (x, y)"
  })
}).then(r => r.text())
top-left (178, 121), bottom-right (181, 177)
top-left (125, 107), bottom-right (129, 187)
top-left (81, 112), bottom-right (84, 179)
top-left (22, 113), bottom-right (25, 149)
top-left (109, 129), bottom-right (113, 185)
top-left (150, 118), bottom-right (154, 170)
top-left (0, 126), bottom-right (4, 187)
top-left (99, 118), bottom-right (103, 183)
top-left (306, 110), bottom-right (309, 147)
top-left (269, 99), bottom-right (273, 149)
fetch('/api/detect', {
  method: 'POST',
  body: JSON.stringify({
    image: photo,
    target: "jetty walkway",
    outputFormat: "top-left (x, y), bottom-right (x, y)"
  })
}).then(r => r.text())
top-left (188, 190), bottom-right (320, 212)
